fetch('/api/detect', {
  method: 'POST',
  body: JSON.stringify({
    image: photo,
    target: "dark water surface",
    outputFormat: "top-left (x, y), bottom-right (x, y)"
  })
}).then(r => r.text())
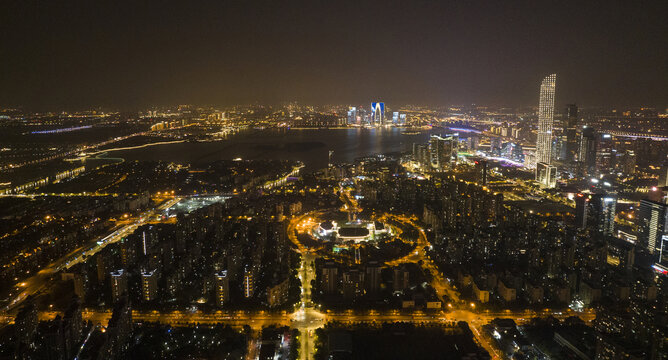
top-left (111, 128), bottom-right (440, 171)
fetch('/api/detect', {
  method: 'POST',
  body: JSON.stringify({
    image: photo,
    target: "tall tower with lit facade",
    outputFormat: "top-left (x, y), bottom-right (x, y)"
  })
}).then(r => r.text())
top-left (429, 134), bottom-right (458, 171)
top-left (536, 74), bottom-right (556, 164)
top-left (565, 104), bottom-right (579, 163)
top-left (535, 74), bottom-right (556, 188)
top-left (371, 102), bottom-right (384, 126)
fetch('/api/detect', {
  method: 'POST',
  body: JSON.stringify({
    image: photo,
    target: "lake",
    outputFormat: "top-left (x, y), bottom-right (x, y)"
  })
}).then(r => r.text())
top-left (110, 128), bottom-right (445, 171)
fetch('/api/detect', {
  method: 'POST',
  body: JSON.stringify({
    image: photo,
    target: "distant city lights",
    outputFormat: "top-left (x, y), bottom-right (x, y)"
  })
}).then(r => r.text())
top-left (31, 125), bottom-right (92, 134)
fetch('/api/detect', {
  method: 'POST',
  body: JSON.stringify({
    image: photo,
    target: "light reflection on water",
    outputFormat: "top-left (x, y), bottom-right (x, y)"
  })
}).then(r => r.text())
top-left (111, 128), bottom-right (444, 171)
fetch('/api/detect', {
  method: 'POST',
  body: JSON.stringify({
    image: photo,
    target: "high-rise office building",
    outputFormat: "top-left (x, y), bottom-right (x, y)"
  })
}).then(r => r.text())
top-left (392, 112), bottom-right (399, 125)
top-left (536, 162), bottom-right (557, 189)
top-left (430, 134), bottom-right (457, 171)
top-left (565, 104), bottom-right (579, 163)
top-left (141, 269), bottom-right (158, 302)
top-left (574, 194), bottom-right (589, 230)
top-left (557, 133), bottom-right (568, 161)
top-left (621, 150), bottom-right (636, 175)
top-left (347, 107), bottom-right (357, 125)
top-left (535, 74), bottom-right (556, 165)
top-left (575, 192), bottom-right (617, 236)
top-left (110, 269), bottom-right (127, 303)
top-left (413, 143), bottom-right (430, 167)
top-left (371, 102), bottom-right (385, 125)
top-left (579, 126), bottom-right (597, 176)
top-left (638, 200), bottom-right (668, 258)
top-left (599, 193), bottom-right (617, 236)
top-left (597, 133), bottom-right (614, 174)
top-left (475, 159), bottom-right (488, 186)
top-left (215, 270), bottom-right (230, 307)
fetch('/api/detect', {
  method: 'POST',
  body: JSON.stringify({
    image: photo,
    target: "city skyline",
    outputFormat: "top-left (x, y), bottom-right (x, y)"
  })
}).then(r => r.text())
top-left (0, 96), bottom-right (666, 359)
top-left (0, 2), bottom-right (667, 359)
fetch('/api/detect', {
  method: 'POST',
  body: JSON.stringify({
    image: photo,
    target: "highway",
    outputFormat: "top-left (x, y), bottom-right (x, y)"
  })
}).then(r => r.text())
top-left (28, 308), bottom-right (595, 328)
top-left (288, 218), bottom-right (323, 360)
top-left (2, 196), bottom-right (182, 312)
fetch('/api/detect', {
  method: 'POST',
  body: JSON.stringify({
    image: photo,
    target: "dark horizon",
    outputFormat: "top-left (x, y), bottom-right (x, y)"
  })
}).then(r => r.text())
top-left (1, 0), bottom-right (667, 111)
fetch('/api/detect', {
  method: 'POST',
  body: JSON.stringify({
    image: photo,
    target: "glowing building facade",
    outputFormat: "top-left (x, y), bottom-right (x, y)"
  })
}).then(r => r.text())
top-left (535, 74), bottom-right (556, 187)
top-left (536, 74), bottom-right (556, 165)
top-left (430, 134), bottom-right (458, 171)
top-left (371, 102), bottom-right (384, 125)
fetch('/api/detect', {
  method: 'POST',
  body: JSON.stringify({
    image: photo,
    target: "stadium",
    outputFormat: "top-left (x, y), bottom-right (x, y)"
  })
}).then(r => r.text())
top-left (316, 219), bottom-right (390, 243)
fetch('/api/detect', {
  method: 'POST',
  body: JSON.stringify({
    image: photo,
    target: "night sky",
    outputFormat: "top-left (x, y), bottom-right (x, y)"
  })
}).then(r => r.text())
top-left (1, 0), bottom-right (667, 110)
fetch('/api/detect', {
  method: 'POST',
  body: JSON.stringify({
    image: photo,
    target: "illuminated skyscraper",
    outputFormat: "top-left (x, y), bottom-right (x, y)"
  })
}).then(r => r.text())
top-left (429, 134), bottom-right (458, 171)
top-left (475, 159), bottom-right (488, 186)
top-left (597, 133), bottom-right (614, 174)
top-left (536, 162), bottom-right (557, 189)
top-left (579, 126), bottom-right (597, 176)
top-left (575, 191), bottom-right (617, 236)
top-left (371, 102), bottom-right (384, 125)
top-left (535, 74), bottom-right (556, 165)
top-left (564, 104), bottom-right (578, 163)
top-left (638, 200), bottom-right (668, 257)
top-left (347, 107), bottom-right (357, 125)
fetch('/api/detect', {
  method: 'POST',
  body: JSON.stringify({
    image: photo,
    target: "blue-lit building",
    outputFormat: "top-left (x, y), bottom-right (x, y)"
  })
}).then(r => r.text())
top-left (371, 102), bottom-right (384, 125)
